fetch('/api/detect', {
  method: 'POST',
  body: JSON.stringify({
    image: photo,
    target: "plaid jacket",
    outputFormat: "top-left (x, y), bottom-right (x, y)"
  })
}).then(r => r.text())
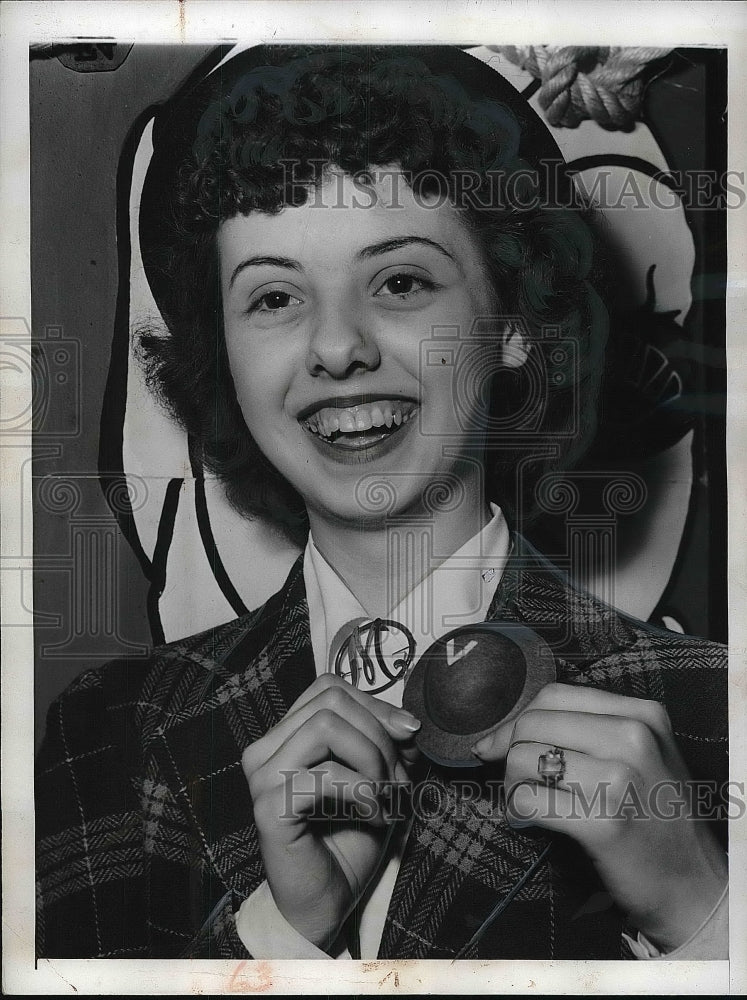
top-left (36, 537), bottom-right (727, 959)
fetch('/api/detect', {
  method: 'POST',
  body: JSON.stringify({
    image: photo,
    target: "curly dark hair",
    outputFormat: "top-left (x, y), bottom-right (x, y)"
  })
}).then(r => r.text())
top-left (139, 45), bottom-right (608, 544)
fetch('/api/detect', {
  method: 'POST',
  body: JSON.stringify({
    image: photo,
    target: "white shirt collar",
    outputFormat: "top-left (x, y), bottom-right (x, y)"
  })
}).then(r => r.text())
top-left (303, 503), bottom-right (511, 707)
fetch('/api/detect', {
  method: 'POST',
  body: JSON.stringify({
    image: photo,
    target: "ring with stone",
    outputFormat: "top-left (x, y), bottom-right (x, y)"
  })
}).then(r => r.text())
top-left (537, 746), bottom-right (566, 784)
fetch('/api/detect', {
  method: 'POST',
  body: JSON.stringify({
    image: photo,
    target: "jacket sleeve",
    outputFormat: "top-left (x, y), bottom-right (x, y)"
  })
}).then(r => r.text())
top-left (35, 665), bottom-right (148, 958)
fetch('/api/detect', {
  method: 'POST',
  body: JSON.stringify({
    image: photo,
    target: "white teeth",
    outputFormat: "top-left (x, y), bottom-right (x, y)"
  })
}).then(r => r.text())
top-left (302, 399), bottom-right (418, 439)
top-left (338, 411), bottom-right (357, 433)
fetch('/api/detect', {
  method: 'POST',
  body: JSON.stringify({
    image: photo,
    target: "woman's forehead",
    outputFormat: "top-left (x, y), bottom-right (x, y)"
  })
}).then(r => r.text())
top-left (217, 167), bottom-right (483, 273)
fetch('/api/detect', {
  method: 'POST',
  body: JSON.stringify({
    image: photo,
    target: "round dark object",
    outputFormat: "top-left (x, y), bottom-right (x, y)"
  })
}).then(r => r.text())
top-left (403, 622), bottom-right (556, 768)
top-left (423, 631), bottom-right (526, 735)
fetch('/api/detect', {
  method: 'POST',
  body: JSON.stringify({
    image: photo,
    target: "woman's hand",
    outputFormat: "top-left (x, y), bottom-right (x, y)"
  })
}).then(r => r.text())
top-left (471, 683), bottom-right (727, 953)
top-left (241, 673), bottom-right (420, 952)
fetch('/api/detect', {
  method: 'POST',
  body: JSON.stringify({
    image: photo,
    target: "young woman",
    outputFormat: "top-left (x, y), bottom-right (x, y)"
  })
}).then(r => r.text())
top-left (35, 44), bottom-right (728, 961)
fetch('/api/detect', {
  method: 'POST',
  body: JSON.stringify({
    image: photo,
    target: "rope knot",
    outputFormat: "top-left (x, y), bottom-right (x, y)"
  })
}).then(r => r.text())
top-left (496, 46), bottom-right (672, 131)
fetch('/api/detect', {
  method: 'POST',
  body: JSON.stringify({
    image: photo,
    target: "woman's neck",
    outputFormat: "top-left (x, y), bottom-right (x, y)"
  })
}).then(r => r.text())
top-left (307, 494), bottom-right (493, 617)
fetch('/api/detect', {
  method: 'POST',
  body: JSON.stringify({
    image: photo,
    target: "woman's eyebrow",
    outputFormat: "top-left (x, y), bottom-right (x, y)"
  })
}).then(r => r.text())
top-left (357, 236), bottom-right (456, 263)
top-left (228, 238), bottom-right (456, 289)
top-left (229, 255), bottom-right (302, 289)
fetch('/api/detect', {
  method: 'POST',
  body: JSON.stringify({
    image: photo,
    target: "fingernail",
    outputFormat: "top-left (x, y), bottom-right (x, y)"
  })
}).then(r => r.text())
top-left (392, 709), bottom-right (421, 733)
top-left (470, 735), bottom-right (492, 757)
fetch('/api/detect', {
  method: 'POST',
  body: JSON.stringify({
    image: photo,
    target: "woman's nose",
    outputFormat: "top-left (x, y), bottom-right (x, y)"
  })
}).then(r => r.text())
top-left (305, 303), bottom-right (381, 378)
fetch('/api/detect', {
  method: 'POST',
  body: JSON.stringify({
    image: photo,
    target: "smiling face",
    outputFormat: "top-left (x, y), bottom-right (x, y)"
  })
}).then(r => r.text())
top-left (219, 169), bottom-right (520, 534)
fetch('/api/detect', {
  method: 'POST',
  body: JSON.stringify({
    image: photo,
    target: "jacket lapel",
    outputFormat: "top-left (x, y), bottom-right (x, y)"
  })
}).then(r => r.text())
top-left (378, 534), bottom-right (649, 959)
top-left (488, 534), bottom-right (638, 663)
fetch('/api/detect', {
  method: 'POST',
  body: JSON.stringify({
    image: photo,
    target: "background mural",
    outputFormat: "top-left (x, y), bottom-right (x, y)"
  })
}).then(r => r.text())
top-left (30, 44), bottom-right (727, 746)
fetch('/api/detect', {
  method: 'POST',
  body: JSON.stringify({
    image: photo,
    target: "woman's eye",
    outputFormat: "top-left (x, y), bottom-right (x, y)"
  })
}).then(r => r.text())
top-left (248, 290), bottom-right (302, 313)
top-left (375, 273), bottom-right (436, 299)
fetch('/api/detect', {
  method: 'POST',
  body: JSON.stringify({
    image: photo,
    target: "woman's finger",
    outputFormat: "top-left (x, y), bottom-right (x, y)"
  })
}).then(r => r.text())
top-left (253, 760), bottom-right (391, 829)
top-left (505, 757), bottom-right (645, 848)
top-left (474, 706), bottom-right (669, 774)
top-left (505, 740), bottom-right (642, 817)
top-left (527, 684), bottom-right (674, 741)
top-left (247, 708), bottom-right (403, 800)
top-left (242, 681), bottom-right (412, 781)
top-left (513, 710), bottom-right (662, 768)
top-left (284, 672), bottom-right (421, 740)
top-left (506, 741), bottom-right (604, 792)
top-left (471, 683), bottom-right (675, 763)
top-left (399, 744), bottom-right (422, 766)
top-left (506, 780), bottom-right (581, 835)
